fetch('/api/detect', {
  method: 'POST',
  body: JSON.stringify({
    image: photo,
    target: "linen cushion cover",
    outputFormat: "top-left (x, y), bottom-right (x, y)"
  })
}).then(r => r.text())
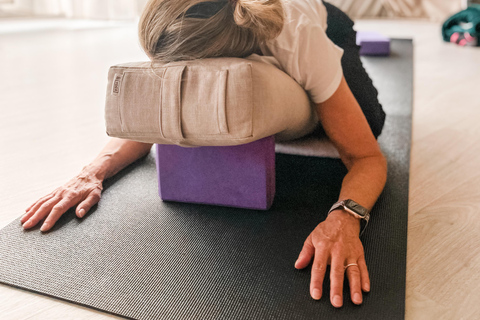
top-left (104, 56), bottom-right (318, 147)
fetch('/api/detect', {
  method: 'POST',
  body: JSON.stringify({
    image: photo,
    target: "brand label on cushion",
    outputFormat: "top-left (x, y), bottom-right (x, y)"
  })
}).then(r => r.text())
top-left (112, 74), bottom-right (123, 95)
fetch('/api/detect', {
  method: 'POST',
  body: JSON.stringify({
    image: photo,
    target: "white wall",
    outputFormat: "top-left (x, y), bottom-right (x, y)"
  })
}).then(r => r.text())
top-left (0, 0), bottom-right (149, 19)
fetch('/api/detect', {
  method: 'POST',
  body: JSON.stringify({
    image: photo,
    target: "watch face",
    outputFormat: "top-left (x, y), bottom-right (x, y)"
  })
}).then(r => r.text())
top-left (345, 200), bottom-right (368, 218)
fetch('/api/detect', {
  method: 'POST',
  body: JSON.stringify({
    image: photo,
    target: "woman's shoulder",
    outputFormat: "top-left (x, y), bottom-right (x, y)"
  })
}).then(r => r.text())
top-left (260, 0), bottom-right (328, 54)
top-left (282, 0), bottom-right (328, 30)
top-left (257, 0), bottom-right (344, 104)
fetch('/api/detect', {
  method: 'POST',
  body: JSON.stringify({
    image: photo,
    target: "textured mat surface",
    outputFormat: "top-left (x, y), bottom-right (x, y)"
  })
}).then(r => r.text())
top-left (0, 39), bottom-right (412, 320)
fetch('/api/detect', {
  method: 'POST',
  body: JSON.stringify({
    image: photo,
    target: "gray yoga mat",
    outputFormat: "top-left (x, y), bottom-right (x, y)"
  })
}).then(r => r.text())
top-left (0, 39), bottom-right (412, 320)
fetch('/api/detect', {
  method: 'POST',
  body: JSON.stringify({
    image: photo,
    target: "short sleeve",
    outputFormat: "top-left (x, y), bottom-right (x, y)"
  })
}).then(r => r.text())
top-left (260, 22), bottom-right (344, 104)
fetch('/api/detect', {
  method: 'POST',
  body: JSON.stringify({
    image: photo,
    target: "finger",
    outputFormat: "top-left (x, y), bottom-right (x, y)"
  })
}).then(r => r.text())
top-left (309, 248), bottom-right (329, 300)
top-left (40, 198), bottom-right (77, 232)
top-left (295, 235), bottom-right (315, 269)
top-left (76, 190), bottom-right (101, 218)
top-left (38, 190), bottom-right (82, 231)
top-left (346, 263), bottom-right (363, 305)
top-left (22, 196), bottom-right (60, 229)
top-left (24, 190), bottom-right (57, 213)
top-left (21, 194), bottom-right (55, 224)
top-left (330, 254), bottom-right (345, 308)
top-left (357, 256), bottom-right (370, 292)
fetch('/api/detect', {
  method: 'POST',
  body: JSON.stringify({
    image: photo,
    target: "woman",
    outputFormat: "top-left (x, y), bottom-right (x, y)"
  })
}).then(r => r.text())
top-left (21, 0), bottom-right (387, 308)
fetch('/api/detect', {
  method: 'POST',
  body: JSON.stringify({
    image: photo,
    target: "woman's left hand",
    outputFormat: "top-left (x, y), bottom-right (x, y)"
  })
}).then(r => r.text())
top-left (294, 210), bottom-right (370, 308)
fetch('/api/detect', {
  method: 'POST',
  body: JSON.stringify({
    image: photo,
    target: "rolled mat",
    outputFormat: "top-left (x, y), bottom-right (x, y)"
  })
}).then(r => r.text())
top-left (0, 39), bottom-right (412, 320)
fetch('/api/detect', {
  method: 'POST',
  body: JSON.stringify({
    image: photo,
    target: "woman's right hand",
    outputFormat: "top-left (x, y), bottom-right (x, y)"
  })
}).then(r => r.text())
top-left (21, 167), bottom-right (104, 232)
top-left (20, 138), bottom-right (153, 232)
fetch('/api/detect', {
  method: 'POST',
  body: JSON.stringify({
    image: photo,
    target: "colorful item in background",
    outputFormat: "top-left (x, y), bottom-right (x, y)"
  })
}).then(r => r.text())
top-left (356, 31), bottom-right (391, 56)
top-left (450, 31), bottom-right (478, 46)
top-left (442, 5), bottom-right (480, 47)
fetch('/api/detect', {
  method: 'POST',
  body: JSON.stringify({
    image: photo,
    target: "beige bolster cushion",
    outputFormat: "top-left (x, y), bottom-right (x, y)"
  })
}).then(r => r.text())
top-left (105, 55), bottom-right (318, 147)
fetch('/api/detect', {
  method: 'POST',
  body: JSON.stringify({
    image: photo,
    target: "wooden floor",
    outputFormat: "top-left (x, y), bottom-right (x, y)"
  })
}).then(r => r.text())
top-left (1, 19), bottom-right (479, 319)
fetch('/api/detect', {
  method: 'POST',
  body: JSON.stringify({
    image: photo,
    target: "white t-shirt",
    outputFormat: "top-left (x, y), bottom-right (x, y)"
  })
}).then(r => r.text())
top-left (257, 0), bottom-right (344, 104)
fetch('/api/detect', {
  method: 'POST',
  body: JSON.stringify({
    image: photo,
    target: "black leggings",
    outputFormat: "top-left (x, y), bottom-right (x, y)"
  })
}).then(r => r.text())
top-left (311, 2), bottom-right (386, 139)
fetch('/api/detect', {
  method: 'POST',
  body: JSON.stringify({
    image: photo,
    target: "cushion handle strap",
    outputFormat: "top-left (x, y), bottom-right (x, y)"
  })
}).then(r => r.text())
top-left (161, 65), bottom-right (186, 143)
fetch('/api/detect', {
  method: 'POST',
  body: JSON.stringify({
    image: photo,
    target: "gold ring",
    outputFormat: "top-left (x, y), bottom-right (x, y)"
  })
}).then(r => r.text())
top-left (344, 263), bottom-right (358, 270)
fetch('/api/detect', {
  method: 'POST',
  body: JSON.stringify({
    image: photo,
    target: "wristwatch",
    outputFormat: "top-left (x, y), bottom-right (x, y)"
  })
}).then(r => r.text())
top-left (328, 199), bottom-right (370, 236)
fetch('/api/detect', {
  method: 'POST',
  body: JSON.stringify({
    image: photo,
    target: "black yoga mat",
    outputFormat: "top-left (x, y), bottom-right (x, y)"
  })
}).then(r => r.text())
top-left (0, 39), bottom-right (412, 320)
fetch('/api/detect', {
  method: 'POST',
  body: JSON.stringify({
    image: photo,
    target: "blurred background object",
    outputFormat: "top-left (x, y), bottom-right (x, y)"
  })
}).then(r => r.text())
top-left (0, 0), bottom-right (469, 21)
top-left (464, 0), bottom-right (480, 8)
top-left (328, 0), bottom-right (464, 21)
top-left (442, 1), bottom-right (480, 46)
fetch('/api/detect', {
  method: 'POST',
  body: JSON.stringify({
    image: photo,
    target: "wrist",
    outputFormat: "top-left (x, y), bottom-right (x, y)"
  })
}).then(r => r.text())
top-left (81, 155), bottom-right (113, 181)
top-left (327, 209), bottom-right (361, 232)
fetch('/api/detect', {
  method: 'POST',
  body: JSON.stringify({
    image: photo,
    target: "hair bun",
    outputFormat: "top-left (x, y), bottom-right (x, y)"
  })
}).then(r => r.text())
top-left (233, 0), bottom-right (285, 42)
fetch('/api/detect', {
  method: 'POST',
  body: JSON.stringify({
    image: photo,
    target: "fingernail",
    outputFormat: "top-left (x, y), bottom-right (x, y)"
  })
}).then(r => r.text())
top-left (365, 282), bottom-right (370, 292)
top-left (79, 209), bottom-right (85, 218)
top-left (23, 221), bottom-right (32, 228)
top-left (354, 293), bottom-right (362, 304)
top-left (312, 289), bottom-right (321, 300)
top-left (333, 295), bottom-right (342, 307)
top-left (40, 223), bottom-right (49, 232)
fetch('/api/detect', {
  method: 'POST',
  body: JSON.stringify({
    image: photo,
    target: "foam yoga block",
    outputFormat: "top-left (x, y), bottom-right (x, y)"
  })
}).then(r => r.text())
top-left (155, 136), bottom-right (276, 210)
top-left (357, 31), bottom-right (391, 56)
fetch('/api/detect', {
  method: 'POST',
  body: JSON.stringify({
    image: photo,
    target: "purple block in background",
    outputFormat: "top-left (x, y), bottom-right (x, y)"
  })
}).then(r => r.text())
top-left (356, 31), bottom-right (391, 56)
top-left (155, 136), bottom-right (276, 210)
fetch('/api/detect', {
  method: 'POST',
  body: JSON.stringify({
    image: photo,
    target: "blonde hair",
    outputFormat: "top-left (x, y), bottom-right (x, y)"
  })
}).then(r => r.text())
top-left (138, 0), bottom-right (285, 62)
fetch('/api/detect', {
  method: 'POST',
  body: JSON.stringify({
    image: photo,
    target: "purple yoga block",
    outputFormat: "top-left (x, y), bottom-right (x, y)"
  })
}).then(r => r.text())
top-left (155, 136), bottom-right (276, 210)
top-left (356, 31), bottom-right (391, 56)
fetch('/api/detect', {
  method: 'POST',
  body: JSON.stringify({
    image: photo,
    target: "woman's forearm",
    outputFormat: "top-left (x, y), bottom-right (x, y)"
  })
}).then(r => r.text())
top-left (82, 138), bottom-right (153, 181)
top-left (338, 153), bottom-right (387, 211)
top-left (326, 153), bottom-right (387, 228)
top-left (315, 77), bottom-right (388, 220)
